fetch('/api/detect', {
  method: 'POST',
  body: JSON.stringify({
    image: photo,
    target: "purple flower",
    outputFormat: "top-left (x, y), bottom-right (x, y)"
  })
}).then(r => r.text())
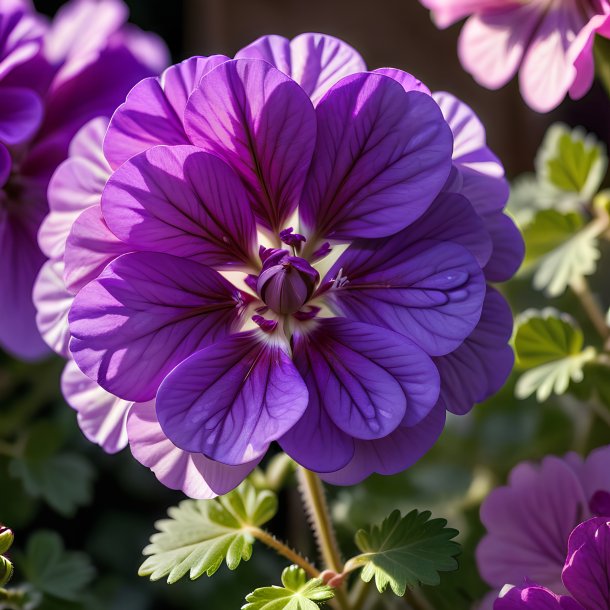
top-left (0, 0), bottom-right (168, 360)
top-left (494, 516), bottom-right (610, 610)
top-left (477, 447), bottom-right (610, 602)
top-left (419, 0), bottom-right (610, 113)
top-left (40, 34), bottom-right (521, 494)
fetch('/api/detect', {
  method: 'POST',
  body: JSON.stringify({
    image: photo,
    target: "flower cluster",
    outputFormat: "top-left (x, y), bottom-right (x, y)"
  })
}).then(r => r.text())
top-left (36, 33), bottom-right (523, 496)
top-left (478, 446), bottom-right (610, 607)
top-left (419, 0), bottom-right (610, 112)
top-left (0, 0), bottom-right (167, 360)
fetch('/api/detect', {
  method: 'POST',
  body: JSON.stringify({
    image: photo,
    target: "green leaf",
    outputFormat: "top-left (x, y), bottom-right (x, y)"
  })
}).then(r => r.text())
top-left (522, 210), bottom-right (600, 297)
top-left (242, 566), bottom-right (334, 610)
top-left (514, 309), bottom-right (597, 401)
top-left (594, 34), bottom-right (610, 99)
top-left (8, 422), bottom-right (94, 517)
top-left (346, 509), bottom-right (460, 597)
top-left (536, 123), bottom-right (607, 201)
top-left (139, 480), bottom-right (277, 583)
top-left (22, 531), bottom-right (95, 601)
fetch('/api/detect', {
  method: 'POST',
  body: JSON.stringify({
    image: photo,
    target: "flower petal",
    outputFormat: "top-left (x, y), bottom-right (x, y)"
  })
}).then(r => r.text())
top-left (104, 55), bottom-right (229, 169)
top-left (434, 287), bottom-right (513, 415)
top-left (420, 0), bottom-right (512, 28)
top-left (301, 72), bottom-right (452, 240)
top-left (319, 402), bottom-right (446, 486)
top-left (483, 212), bottom-right (524, 282)
top-left (102, 145), bottom-right (257, 268)
top-left (127, 401), bottom-right (258, 498)
top-left (494, 585), bottom-right (583, 610)
top-left (33, 259), bottom-right (73, 357)
top-left (63, 204), bottom-right (131, 293)
top-left (61, 359), bottom-right (131, 455)
top-left (156, 331), bottom-right (309, 465)
top-left (562, 517), bottom-right (610, 610)
top-left (39, 117), bottom-right (110, 259)
top-left (69, 251), bottom-right (244, 401)
top-left (458, 4), bottom-right (543, 91)
top-left (235, 33), bottom-right (367, 104)
top-left (184, 58), bottom-right (317, 232)
top-left (0, 86), bottom-right (42, 145)
top-left (326, 238), bottom-right (486, 356)
top-left (373, 67), bottom-right (431, 94)
top-left (288, 318), bottom-right (439, 441)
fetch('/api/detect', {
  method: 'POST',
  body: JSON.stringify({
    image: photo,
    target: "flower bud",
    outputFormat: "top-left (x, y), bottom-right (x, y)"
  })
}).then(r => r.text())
top-left (0, 527), bottom-right (13, 556)
top-left (0, 556), bottom-right (13, 588)
top-left (257, 251), bottom-right (319, 315)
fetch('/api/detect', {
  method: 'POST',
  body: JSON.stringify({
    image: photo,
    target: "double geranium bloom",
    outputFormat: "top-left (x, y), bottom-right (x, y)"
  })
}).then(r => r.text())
top-left (39, 34), bottom-right (522, 494)
top-left (0, 0), bottom-right (167, 359)
top-left (495, 516), bottom-right (610, 609)
top-left (420, 0), bottom-right (610, 112)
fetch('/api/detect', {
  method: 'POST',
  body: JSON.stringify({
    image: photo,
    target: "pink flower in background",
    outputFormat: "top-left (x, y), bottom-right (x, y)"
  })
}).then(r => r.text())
top-left (477, 446), bottom-right (610, 602)
top-left (419, 0), bottom-right (610, 112)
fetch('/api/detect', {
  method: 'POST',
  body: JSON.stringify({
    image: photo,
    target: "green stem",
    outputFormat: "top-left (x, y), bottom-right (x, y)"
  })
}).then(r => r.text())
top-left (0, 441), bottom-right (18, 458)
top-left (249, 527), bottom-right (320, 579)
top-left (297, 468), bottom-right (350, 610)
top-left (570, 276), bottom-right (610, 347)
top-left (350, 580), bottom-right (373, 610)
top-left (404, 588), bottom-right (435, 610)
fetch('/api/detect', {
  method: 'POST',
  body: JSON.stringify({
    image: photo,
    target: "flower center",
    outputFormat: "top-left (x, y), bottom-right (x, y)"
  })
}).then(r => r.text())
top-left (256, 249), bottom-right (319, 315)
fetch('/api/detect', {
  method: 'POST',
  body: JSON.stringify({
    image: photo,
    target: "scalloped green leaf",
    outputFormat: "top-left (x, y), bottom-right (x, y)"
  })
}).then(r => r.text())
top-left (514, 309), bottom-right (596, 401)
top-left (139, 480), bottom-right (277, 584)
top-left (346, 509), bottom-right (460, 597)
top-left (536, 123), bottom-right (607, 201)
top-left (522, 210), bottom-right (600, 297)
top-left (242, 566), bottom-right (334, 610)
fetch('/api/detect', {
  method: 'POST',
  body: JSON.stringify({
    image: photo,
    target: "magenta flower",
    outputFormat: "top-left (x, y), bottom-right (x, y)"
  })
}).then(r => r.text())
top-left (477, 447), bottom-right (610, 600)
top-left (38, 34), bottom-right (521, 494)
top-left (494, 516), bottom-right (610, 610)
top-left (419, 0), bottom-right (610, 112)
top-left (0, 0), bottom-right (167, 360)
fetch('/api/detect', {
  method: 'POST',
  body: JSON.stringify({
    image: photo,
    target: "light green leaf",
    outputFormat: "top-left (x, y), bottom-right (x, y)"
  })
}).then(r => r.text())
top-left (522, 210), bottom-right (600, 297)
top-left (514, 309), bottom-right (597, 401)
top-left (139, 480), bottom-right (277, 584)
top-left (8, 422), bottom-right (94, 517)
top-left (594, 35), bottom-right (610, 100)
top-left (345, 509), bottom-right (460, 597)
top-left (536, 123), bottom-right (607, 202)
top-left (22, 531), bottom-right (95, 601)
top-left (242, 566), bottom-right (334, 610)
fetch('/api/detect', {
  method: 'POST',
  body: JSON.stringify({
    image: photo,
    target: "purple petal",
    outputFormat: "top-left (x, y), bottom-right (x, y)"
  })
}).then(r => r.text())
top-left (325, 238), bottom-right (486, 356)
top-left (0, 185), bottom-right (50, 360)
top-left (61, 359), bottom-right (131, 454)
top-left (494, 585), bottom-right (583, 610)
top-left (184, 58), bottom-right (317, 232)
top-left (39, 117), bottom-right (110, 260)
top-left (477, 456), bottom-right (589, 592)
top-left (483, 212), bottom-right (525, 282)
top-left (434, 286), bottom-right (514, 416)
top-left (127, 402), bottom-right (258, 498)
top-left (33, 259), bottom-right (73, 357)
top-left (280, 318), bottom-right (438, 469)
top-left (0, 144), bottom-right (11, 188)
top-left (374, 68), bottom-right (431, 94)
top-left (102, 145), bottom-right (257, 268)
top-left (319, 402), bottom-right (446, 486)
top-left (156, 331), bottom-right (309, 465)
top-left (104, 55), bottom-right (228, 169)
top-left (0, 86), bottom-right (42, 145)
top-left (569, 446), bottom-right (610, 509)
top-left (235, 33), bottom-right (367, 105)
top-left (300, 72), bottom-right (452, 241)
top-left (63, 205), bottom-right (131, 293)
top-left (69, 251), bottom-right (245, 402)
top-left (562, 517), bottom-right (610, 610)
top-left (457, 167), bottom-right (510, 217)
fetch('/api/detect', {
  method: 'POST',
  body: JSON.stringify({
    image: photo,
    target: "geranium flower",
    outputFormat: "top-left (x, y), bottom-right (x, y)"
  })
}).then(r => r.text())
top-left (477, 447), bottom-right (610, 601)
top-left (0, 0), bottom-right (167, 360)
top-left (494, 516), bottom-right (610, 609)
top-left (38, 34), bottom-right (522, 494)
top-left (419, 0), bottom-right (610, 112)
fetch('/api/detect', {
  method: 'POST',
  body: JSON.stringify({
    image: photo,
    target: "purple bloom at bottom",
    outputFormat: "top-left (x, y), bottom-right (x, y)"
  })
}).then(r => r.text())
top-left (37, 33), bottom-right (522, 495)
top-left (494, 516), bottom-right (610, 610)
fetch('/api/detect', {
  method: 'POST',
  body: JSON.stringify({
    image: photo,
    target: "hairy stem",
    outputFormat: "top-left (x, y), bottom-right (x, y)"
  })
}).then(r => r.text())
top-left (570, 276), bottom-right (610, 347)
top-left (249, 527), bottom-right (320, 579)
top-left (297, 468), bottom-right (350, 610)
